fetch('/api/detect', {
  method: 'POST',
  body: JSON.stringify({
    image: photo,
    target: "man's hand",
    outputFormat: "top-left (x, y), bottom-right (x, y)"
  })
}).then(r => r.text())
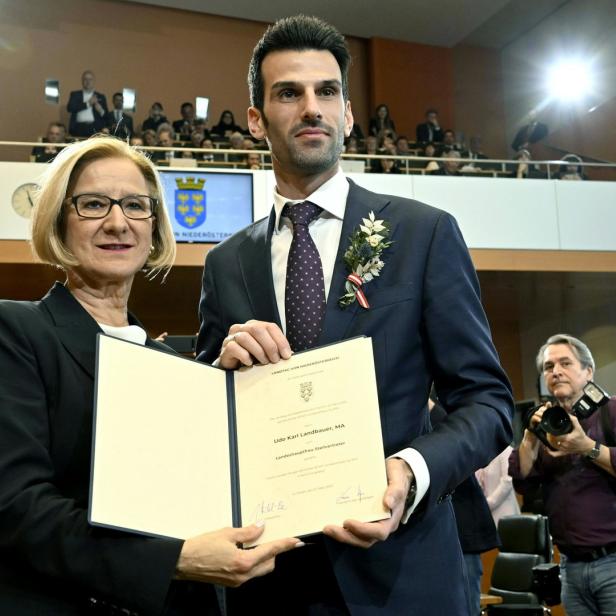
top-left (219, 320), bottom-right (292, 370)
top-left (176, 523), bottom-right (302, 587)
top-left (546, 414), bottom-right (594, 458)
top-left (322, 458), bottom-right (413, 548)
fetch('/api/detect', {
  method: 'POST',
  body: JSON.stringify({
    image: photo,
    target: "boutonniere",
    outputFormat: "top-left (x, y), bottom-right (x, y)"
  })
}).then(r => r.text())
top-left (338, 211), bottom-right (393, 309)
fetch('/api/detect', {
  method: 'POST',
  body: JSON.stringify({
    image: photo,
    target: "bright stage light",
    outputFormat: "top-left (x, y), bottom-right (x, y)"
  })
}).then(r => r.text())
top-left (547, 60), bottom-right (593, 101)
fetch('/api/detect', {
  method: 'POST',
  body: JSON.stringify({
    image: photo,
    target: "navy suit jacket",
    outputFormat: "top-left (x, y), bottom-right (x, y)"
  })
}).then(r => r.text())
top-left (67, 90), bottom-right (108, 136)
top-left (196, 179), bottom-right (513, 614)
top-left (0, 283), bottom-right (218, 616)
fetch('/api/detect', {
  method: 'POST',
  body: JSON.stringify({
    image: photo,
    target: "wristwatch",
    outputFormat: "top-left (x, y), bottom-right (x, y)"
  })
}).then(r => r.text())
top-left (584, 440), bottom-right (601, 460)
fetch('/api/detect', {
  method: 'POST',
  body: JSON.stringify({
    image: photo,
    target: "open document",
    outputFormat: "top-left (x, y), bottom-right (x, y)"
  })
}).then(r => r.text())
top-left (89, 335), bottom-right (389, 545)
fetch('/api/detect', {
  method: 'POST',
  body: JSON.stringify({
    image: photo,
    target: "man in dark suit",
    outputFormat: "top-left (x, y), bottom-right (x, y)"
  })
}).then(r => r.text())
top-left (105, 91), bottom-right (134, 139)
top-left (416, 108), bottom-right (444, 143)
top-left (196, 15), bottom-right (513, 615)
top-left (66, 70), bottom-right (108, 137)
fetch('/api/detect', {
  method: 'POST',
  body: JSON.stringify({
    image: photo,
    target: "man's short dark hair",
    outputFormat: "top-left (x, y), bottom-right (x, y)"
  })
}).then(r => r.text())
top-left (426, 108), bottom-right (438, 116)
top-left (248, 14), bottom-right (351, 110)
top-left (181, 102), bottom-right (194, 110)
top-left (113, 92), bottom-right (123, 99)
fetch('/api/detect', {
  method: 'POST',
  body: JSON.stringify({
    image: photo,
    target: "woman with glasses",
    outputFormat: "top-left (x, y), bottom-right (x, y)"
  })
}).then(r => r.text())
top-left (0, 137), bottom-right (299, 615)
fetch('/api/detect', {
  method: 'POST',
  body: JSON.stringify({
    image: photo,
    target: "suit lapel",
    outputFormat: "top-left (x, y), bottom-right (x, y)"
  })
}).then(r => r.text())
top-left (41, 282), bottom-right (102, 379)
top-left (237, 211), bottom-right (281, 326)
top-left (319, 180), bottom-right (392, 344)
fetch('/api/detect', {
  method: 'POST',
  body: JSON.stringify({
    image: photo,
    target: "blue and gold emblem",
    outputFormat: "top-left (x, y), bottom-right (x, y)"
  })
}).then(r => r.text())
top-left (175, 177), bottom-right (206, 229)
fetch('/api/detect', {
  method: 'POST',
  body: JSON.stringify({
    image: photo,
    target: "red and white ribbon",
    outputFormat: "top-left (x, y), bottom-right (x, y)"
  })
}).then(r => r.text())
top-left (347, 273), bottom-right (370, 309)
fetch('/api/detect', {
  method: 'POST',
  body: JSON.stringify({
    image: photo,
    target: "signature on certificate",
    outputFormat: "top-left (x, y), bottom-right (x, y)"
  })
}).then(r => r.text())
top-left (336, 485), bottom-right (365, 504)
top-left (250, 498), bottom-right (287, 522)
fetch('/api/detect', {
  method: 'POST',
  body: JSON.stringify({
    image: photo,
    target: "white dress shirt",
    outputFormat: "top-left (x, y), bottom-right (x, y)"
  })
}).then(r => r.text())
top-left (76, 90), bottom-right (95, 124)
top-left (272, 168), bottom-right (429, 518)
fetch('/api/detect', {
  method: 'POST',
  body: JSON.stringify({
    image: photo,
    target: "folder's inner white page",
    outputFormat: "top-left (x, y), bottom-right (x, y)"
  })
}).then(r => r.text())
top-left (90, 335), bottom-right (232, 539)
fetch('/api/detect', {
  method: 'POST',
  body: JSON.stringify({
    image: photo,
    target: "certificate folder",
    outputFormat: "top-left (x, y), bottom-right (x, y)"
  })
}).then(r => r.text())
top-left (90, 335), bottom-right (389, 545)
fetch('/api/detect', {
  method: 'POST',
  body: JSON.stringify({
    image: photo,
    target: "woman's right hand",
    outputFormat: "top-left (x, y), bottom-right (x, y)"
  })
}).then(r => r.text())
top-left (175, 523), bottom-right (303, 587)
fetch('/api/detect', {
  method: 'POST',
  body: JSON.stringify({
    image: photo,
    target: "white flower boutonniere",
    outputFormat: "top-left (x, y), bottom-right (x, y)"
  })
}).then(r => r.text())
top-left (338, 211), bottom-right (393, 309)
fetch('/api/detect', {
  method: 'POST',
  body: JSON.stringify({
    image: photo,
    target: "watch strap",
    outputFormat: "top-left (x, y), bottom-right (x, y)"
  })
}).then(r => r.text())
top-left (584, 439), bottom-right (601, 460)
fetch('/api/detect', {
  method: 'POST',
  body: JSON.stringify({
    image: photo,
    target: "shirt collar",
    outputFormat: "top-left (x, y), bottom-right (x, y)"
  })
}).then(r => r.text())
top-left (273, 168), bottom-right (349, 233)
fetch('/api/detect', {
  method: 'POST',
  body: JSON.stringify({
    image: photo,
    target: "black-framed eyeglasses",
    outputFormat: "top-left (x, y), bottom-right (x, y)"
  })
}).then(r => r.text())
top-left (67, 193), bottom-right (157, 220)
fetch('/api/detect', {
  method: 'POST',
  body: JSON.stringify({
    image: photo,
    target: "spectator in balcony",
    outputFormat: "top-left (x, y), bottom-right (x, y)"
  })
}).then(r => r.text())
top-left (422, 142), bottom-right (441, 173)
top-left (173, 102), bottom-right (196, 140)
top-left (460, 136), bottom-right (490, 172)
top-left (129, 135), bottom-right (144, 147)
top-left (379, 134), bottom-right (397, 155)
top-left (66, 70), bottom-right (108, 138)
top-left (141, 102), bottom-right (168, 134)
top-left (200, 137), bottom-right (217, 163)
top-left (379, 155), bottom-right (401, 174)
top-left (228, 131), bottom-right (247, 163)
top-left (211, 110), bottom-right (244, 138)
top-left (245, 152), bottom-right (262, 170)
top-left (150, 125), bottom-right (175, 163)
top-left (557, 154), bottom-right (587, 181)
top-left (441, 129), bottom-right (461, 153)
top-left (509, 148), bottom-right (544, 179)
top-left (32, 122), bottom-right (68, 163)
top-left (105, 92), bottom-right (133, 139)
top-left (416, 108), bottom-right (443, 144)
top-left (363, 135), bottom-right (380, 173)
top-left (369, 104), bottom-right (396, 139)
top-left (396, 136), bottom-right (412, 156)
top-left (511, 111), bottom-right (548, 153)
top-left (432, 149), bottom-right (461, 176)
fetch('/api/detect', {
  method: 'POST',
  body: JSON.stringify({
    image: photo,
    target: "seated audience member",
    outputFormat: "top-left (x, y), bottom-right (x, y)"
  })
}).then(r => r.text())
top-left (105, 91), bottom-right (134, 139)
top-left (141, 102), bottom-right (168, 133)
top-left (476, 446), bottom-right (520, 524)
top-left (368, 103), bottom-right (396, 139)
top-left (200, 137), bottom-right (217, 163)
top-left (364, 135), bottom-right (379, 172)
top-left (211, 110), bottom-right (244, 138)
top-left (395, 136), bottom-right (411, 156)
top-left (432, 149), bottom-right (461, 176)
top-left (422, 142), bottom-right (441, 173)
top-left (460, 136), bottom-right (490, 171)
top-left (67, 70), bottom-right (108, 138)
top-left (129, 136), bottom-right (144, 147)
top-left (228, 131), bottom-right (247, 163)
top-left (245, 152), bottom-right (262, 170)
top-left (441, 129), bottom-right (461, 153)
top-left (0, 136), bottom-right (299, 615)
top-left (181, 129), bottom-right (205, 159)
top-left (150, 124), bottom-right (175, 163)
top-left (511, 110), bottom-right (548, 152)
top-left (379, 155), bottom-right (401, 174)
top-left (509, 333), bottom-right (616, 616)
top-left (557, 154), bottom-right (587, 180)
top-left (416, 108), bottom-right (443, 144)
top-left (509, 148), bottom-right (544, 179)
top-left (173, 102), bottom-right (196, 140)
top-left (32, 122), bottom-right (68, 163)
top-left (243, 137), bottom-right (255, 151)
top-left (379, 134), bottom-right (397, 155)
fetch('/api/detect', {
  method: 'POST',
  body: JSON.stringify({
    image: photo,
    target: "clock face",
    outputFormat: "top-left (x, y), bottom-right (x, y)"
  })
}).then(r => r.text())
top-left (11, 182), bottom-right (40, 219)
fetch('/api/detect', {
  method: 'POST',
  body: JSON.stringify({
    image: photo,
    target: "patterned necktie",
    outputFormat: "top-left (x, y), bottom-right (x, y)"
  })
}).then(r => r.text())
top-left (282, 201), bottom-right (326, 352)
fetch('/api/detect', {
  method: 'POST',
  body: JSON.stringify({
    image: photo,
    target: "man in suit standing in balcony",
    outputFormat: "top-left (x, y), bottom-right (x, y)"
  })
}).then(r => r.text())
top-left (66, 70), bottom-right (108, 138)
top-left (196, 15), bottom-right (513, 614)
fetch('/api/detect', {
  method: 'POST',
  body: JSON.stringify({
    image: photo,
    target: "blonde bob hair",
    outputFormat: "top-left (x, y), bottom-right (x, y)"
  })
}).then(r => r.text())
top-left (31, 136), bottom-right (176, 278)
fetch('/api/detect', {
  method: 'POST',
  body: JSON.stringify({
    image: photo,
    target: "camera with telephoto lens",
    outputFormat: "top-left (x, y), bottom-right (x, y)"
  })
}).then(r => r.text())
top-left (523, 381), bottom-right (610, 449)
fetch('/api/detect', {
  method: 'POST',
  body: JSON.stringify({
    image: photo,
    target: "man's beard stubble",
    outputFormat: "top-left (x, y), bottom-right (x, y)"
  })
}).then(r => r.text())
top-left (262, 112), bottom-right (345, 176)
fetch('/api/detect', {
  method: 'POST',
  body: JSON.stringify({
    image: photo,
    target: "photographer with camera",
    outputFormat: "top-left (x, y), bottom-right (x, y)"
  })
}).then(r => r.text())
top-left (510, 334), bottom-right (616, 615)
